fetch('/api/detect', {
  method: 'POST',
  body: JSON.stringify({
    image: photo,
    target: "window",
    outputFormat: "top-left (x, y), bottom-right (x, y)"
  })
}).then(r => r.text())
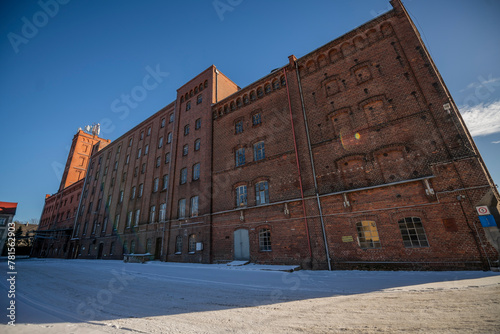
top-left (104, 166), bottom-right (108, 176)
top-left (131, 187), bottom-right (136, 199)
top-left (183, 144), bottom-right (189, 156)
top-left (127, 211), bottom-right (132, 228)
top-left (235, 148), bottom-right (245, 167)
top-left (141, 163), bottom-right (146, 174)
top-left (235, 120), bottom-right (243, 134)
top-left (280, 76), bottom-right (286, 87)
top-left (147, 127), bottom-right (151, 136)
top-left (129, 138), bottom-right (133, 147)
top-left (140, 132), bottom-right (144, 140)
top-left (150, 206), bottom-right (156, 223)
top-left (195, 118), bottom-right (201, 130)
top-left (107, 195), bottom-right (112, 207)
top-left (193, 163), bottom-right (200, 181)
top-left (145, 144), bottom-right (149, 155)
top-left (102, 216), bottom-right (108, 233)
top-left (138, 183), bottom-right (144, 197)
top-left (257, 87), bottom-right (263, 97)
top-left (156, 156), bottom-right (161, 167)
top-left (186, 101), bottom-right (191, 111)
top-left (259, 228), bottom-right (272, 251)
top-left (146, 239), bottom-right (152, 253)
top-left (255, 181), bottom-right (269, 205)
top-left (161, 118), bottom-right (166, 128)
top-left (134, 167), bottom-right (138, 177)
top-left (265, 84), bottom-right (271, 94)
top-left (188, 234), bottom-right (196, 253)
top-left (110, 241), bottom-right (115, 255)
top-left (180, 168), bottom-right (187, 184)
top-left (175, 235), bottom-right (182, 254)
top-left (137, 148), bottom-right (142, 159)
top-left (398, 217), bottom-right (429, 247)
top-left (167, 132), bottom-right (172, 143)
top-left (158, 137), bottom-right (163, 148)
top-left (236, 185), bottom-right (247, 207)
top-left (184, 124), bottom-right (190, 136)
top-left (119, 190), bottom-right (124, 203)
top-left (252, 113), bottom-right (261, 126)
top-left (165, 152), bottom-right (170, 163)
top-left (356, 221), bottom-right (381, 249)
top-left (153, 178), bottom-right (159, 192)
top-left (130, 240), bottom-right (136, 254)
top-left (113, 215), bottom-right (120, 233)
top-left (178, 199), bottom-right (186, 218)
top-left (159, 203), bottom-right (166, 222)
top-left (162, 174), bottom-right (169, 190)
top-left (197, 94), bottom-right (202, 104)
top-left (134, 209), bottom-right (140, 226)
top-left (250, 91), bottom-right (256, 101)
top-left (243, 95), bottom-right (249, 104)
top-left (114, 161), bottom-right (118, 170)
top-left (254, 142), bottom-right (265, 161)
top-left (194, 139), bottom-right (201, 151)
top-left (273, 80), bottom-right (279, 90)
top-left (126, 154), bottom-right (130, 164)
top-left (169, 113), bottom-right (174, 123)
top-left (190, 196), bottom-right (199, 217)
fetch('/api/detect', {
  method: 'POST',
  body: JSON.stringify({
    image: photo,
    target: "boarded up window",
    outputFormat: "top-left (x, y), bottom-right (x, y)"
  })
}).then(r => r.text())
top-left (354, 66), bottom-right (372, 84)
top-left (442, 218), bottom-right (458, 232)
top-left (363, 100), bottom-right (386, 126)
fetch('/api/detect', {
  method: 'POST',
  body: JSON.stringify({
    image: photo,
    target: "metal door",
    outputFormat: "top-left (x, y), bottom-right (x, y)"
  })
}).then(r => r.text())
top-left (234, 229), bottom-right (250, 260)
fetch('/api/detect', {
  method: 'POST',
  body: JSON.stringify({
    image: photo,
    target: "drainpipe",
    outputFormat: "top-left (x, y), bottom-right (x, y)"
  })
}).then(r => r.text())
top-left (283, 68), bottom-right (313, 264)
top-left (293, 61), bottom-right (332, 271)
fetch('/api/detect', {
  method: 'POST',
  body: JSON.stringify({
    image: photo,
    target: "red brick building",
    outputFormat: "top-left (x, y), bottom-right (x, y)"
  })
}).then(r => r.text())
top-left (37, 0), bottom-right (500, 270)
top-left (33, 129), bottom-right (110, 258)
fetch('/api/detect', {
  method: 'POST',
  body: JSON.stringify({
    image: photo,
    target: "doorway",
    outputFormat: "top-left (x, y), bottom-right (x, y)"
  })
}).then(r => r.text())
top-left (234, 229), bottom-right (250, 261)
top-left (155, 238), bottom-right (162, 260)
top-left (97, 243), bottom-right (104, 259)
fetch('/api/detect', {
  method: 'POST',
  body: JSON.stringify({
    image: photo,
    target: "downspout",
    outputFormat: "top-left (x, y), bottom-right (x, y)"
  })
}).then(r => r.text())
top-left (283, 68), bottom-right (313, 264)
top-left (163, 100), bottom-right (176, 261)
top-left (70, 151), bottom-right (93, 256)
top-left (293, 62), bottom-right (332, 271)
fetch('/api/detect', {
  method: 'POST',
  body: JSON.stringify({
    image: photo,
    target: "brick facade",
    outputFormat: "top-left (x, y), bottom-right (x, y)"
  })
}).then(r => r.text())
top-left (35, 0), bottom-right (500, 270)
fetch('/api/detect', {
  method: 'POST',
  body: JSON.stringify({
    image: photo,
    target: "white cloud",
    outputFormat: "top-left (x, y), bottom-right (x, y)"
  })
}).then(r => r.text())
top-left (492, 140), bottom-right (500, 144)
top-left (460, 100), bottom-right (500, 137)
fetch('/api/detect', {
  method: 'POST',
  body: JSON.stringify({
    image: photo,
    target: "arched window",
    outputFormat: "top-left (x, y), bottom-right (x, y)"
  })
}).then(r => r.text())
top-left (272, 79), bottom-right (279, 90)
top-left (230, 102), bottom-right (235, 111)
top-left (235, 185), bottom-right (247, 207)
top-left (250, 91), bottom-right (256, 101)
top-left (199, 83), bottom-right (203, 91)
top-left (175, 235), bottom-right (182, 254)
top-left (280, 76), bottom-right (286, 87)
top-left (236, 98), bottom-right (242, 107)
top-left (204, 80), bottom-right (208, 88)
top-left (188, 234), bottom-right (196, 253)
top-left (181, 96), bottom-right (184, 103)
top-left (194, 86), bottom-right (198, 94)
top-left (259, 228), bottom-right (271, 251)
top-left (265, 84), bottom-right (271, 94)
top-left (243, 95), bottom-right (249, 104)
top-left (356, 221), bottom-right (381, 249)
top-left (255, 181), bottom-right (269, 205)
top-left (257, 87), bottom-right (263, 97)
top-left (398, 217), bottom-right (429, 247)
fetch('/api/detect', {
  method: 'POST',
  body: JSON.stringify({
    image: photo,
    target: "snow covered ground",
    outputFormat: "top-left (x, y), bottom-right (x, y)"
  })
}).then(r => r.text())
top-left (1, 258), bottom-right (499, 333)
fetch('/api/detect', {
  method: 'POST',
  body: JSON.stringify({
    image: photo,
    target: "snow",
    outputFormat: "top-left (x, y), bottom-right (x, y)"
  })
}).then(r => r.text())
top-left (1, 258), bottom-right (499, 333)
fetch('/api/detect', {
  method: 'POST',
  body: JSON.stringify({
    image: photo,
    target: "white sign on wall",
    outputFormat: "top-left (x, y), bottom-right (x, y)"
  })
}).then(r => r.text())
top-left (476, 206), bottom-right (490, 216)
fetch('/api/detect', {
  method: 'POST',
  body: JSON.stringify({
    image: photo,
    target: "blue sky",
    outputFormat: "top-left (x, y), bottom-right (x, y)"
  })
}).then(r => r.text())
top-left (1, 0), bottom-right (499, 222)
